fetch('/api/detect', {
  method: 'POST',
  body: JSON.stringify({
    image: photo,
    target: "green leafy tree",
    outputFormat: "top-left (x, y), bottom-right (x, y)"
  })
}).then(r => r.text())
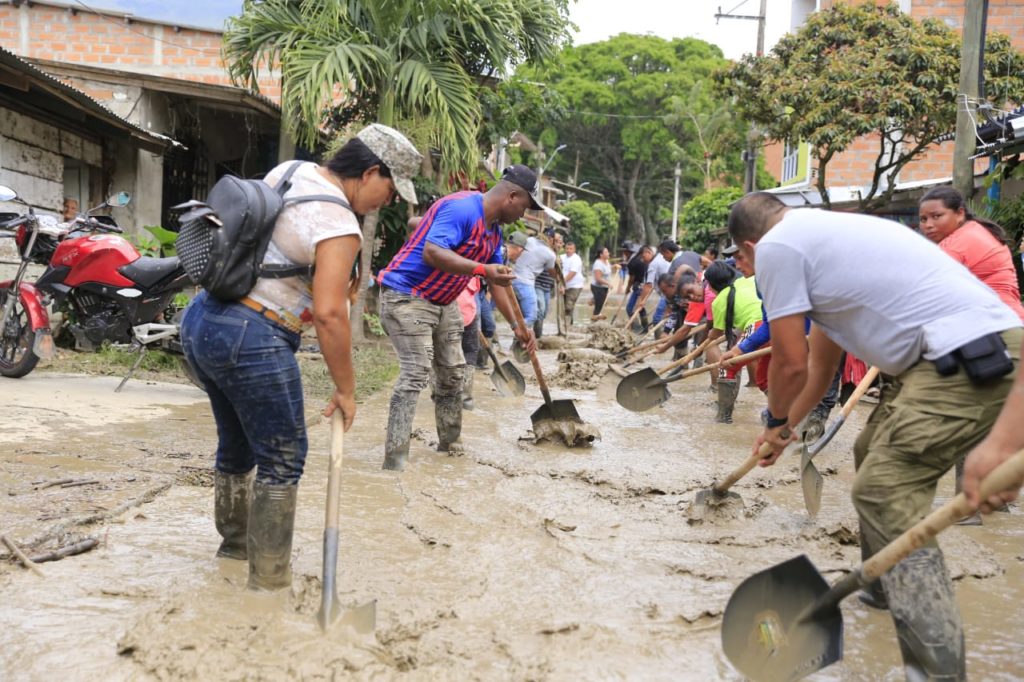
top-left (223, 0), bottom-right (571, 339)
top-left (679, 187), bottom-right (743, 251)
top-left (516, 34), bottom-right (747, 245)
top-left (591, 202), bottom-right (620, 246)
top-left (558, 200), bottom-right (602, 253)
top-left (715, 2), bottom-right (1024, 210)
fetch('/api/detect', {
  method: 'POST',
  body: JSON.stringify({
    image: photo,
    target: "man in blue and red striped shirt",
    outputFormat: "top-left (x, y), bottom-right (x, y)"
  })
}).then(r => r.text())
top-left (378, 164), bottom-right (542, 471)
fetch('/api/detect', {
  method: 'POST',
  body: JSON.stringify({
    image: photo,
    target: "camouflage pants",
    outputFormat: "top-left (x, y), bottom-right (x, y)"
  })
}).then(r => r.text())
top-left (853, 327), bottom-right (1022, 555)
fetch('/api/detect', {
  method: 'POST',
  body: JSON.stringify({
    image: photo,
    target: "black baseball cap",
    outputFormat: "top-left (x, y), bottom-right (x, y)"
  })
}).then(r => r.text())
top-left (658, 239), bottom-right (680, 254)
top-left (501, 164), bottom-right (545, 210)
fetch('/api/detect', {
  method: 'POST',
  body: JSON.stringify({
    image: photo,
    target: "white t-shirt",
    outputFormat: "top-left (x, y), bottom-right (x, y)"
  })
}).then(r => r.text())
top-left (592, 259), bottom-right (612, 287)
top-left (561, 252), bottom-right (584, 289)
top-left (756, 208), bottom-right (1022, 375)
top-left (645, 253), bottom-right (669, 286)
top-left (248, 162), bottom-right (362, 328)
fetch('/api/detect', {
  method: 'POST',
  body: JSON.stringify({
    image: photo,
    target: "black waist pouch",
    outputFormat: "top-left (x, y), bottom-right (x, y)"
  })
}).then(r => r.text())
top-left (933, 331), bottom-right (1014, 383)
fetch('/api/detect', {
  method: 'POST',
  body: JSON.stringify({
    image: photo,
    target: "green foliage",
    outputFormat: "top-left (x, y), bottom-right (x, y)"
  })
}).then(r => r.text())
top-left (362, 312), bottom-right (386, 337)
top-left (715, 2), bottom-right (1024, 210)
top-left (479, 77), bottom-right (566, 148)
top-left (144, 225), bottom-right (179, 256)
top-left (679, 187), bottom-right (743, 251)
top-left (557, 201), bottom-right (600, 252)
top-left (126, 233), bottom-right (160, 258)
top-left (223, 0), bottom-right (572, 177)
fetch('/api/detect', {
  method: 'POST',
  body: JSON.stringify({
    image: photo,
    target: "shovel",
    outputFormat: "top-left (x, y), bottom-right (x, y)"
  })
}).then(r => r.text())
top-left (317, 411), bottom-right (376, 633)
top-left (616, 341), bottom-right (766, 412)
top-left (691, 438), bottom-right (784, 518)
top-left (799, 367), bottom-right (880, 518)
top-left (721, 448), bottom-right (1024, 682)
top-left (507, 292), bottom-right (586, 434)
top-left (478, 331), bottom-right (526, 397)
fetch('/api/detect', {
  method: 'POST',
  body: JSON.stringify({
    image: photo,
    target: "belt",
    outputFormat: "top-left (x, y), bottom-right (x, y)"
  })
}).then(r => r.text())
top-left (238, 296), bottom-right (302, 334)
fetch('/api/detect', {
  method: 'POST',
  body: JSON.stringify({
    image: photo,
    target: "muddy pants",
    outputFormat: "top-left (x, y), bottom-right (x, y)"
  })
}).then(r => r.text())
top-left (380, 288), bottom-right (466, 466)
top-left (563, 287), bottom-right (582, 323)
top-left (852, 328), bottom-right (1021, 676)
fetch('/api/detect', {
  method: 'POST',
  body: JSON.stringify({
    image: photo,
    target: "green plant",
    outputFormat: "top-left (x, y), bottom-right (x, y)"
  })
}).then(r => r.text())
top-left (363, 312), bottom-right (386, 337)
top-left (679, 187), bottom-right (744, 251)
top-left (144, 225), bottom-right (179, 257)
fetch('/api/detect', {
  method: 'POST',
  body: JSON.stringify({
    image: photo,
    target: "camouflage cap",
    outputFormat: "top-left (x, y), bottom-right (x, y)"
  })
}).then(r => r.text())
top-left (356, 123), bottom-right (423, 205)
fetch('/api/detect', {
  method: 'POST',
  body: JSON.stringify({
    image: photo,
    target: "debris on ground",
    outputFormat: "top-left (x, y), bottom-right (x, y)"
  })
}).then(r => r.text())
top-left (586, 323), bottom-right (635, 354)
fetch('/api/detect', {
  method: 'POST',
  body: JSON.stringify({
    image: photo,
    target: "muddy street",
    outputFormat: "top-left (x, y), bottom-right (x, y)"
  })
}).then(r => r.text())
top-left (2, 347), bottom-right (1024, 680)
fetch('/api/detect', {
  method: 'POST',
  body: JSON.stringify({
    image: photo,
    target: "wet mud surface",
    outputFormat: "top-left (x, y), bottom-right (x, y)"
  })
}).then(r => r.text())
top-left (3, 346), bottom-right (1024, 680)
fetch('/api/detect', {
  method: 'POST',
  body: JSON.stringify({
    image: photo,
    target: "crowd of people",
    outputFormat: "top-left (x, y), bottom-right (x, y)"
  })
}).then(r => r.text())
top-left (174, 119), bottom-right (1024, 679)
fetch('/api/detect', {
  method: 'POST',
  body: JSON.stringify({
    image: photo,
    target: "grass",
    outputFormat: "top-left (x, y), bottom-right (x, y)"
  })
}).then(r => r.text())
top-left (297, 342), bottom-right (399, 402)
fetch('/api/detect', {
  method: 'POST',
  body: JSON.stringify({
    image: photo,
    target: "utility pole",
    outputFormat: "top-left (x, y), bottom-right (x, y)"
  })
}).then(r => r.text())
top-left (716, 0), bottom-right (767, 193)
top-left (671, 163), bottom-right (681, 242)
top-left (952, 0), bottom-right (988, 198)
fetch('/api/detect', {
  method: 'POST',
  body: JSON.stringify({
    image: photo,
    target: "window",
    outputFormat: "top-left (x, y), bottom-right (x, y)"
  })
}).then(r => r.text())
top-left (782, 140), bottom-right (800, 183)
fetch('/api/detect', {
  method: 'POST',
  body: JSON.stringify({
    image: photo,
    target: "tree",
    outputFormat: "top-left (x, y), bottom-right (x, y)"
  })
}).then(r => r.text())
top-left (517, 34), bottom-right (747, 246)
top-left (558, 201), bottom-right (602, 253)
top-left (678, 187), bottom-right (743, 251)
top-left (715, 3), bottom-right (1024, 210)
top-left (223, 0), bottom-right (571, 339)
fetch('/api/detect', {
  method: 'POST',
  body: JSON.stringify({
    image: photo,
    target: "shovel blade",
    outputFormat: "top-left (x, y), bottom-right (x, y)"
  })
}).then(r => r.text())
top-left (491, 361), bottom-right (526, 397)
top-left (531, 399), bottom-right (583, 425)
top-left (615, 367), bottom-right (670, 412)
top-left (511, 340), bottom-right (530, 364)
top-left (722, 555), bottom-right (843, 681)
top-left (800, 444), bottom-right (823, 519)
top-left (318, 596), bottom-right (377, 634)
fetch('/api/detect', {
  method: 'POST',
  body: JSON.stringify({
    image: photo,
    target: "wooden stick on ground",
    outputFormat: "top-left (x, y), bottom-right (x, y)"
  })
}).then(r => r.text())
top-left (1, 534), bottom-right (45, 577)
top-left (28, 538), bottom-right (99, 564)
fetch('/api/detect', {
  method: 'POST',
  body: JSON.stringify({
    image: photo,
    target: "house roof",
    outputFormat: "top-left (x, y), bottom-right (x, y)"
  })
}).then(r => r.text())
top-left (0, 45), bottom-right (172, 152)
top-left (3, 0), bottom-right (227, 34)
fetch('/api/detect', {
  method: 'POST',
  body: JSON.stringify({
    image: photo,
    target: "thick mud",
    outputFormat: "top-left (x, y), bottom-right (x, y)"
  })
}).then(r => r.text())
top-left (3, 344), bottom-right (1024, 680)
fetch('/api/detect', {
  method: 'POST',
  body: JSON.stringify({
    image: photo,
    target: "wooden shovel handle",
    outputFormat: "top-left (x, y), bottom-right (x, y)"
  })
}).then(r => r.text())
top-left (325, 411), bottom-right (344, 532)
top-left (679, 344), bottom-right (773, 379)
top-left (507, 289), bottom-right (552, 405)
top-left (657, 333), bottom-right (716, 377)
top-left (840, 366), bottom-right (881, 419)
top-left (715, 440), bottom-right (779, 494)
top-left (622, 301), bottom-right (644, 329)
top-left (863, 449), bottom-right (1024, 581)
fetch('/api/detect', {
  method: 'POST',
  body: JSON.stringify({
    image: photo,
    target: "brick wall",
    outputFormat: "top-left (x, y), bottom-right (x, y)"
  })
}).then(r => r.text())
top-left (777, 0), bottom-right (1024, 192)
top-left (0, 3), bottom-right (280, 101)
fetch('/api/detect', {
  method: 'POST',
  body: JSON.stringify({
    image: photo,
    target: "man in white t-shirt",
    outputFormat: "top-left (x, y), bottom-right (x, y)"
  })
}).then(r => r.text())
top-left (728, 192), bottom-right (1023, 680)
top-left (559, 240), bottom-right (584, 326)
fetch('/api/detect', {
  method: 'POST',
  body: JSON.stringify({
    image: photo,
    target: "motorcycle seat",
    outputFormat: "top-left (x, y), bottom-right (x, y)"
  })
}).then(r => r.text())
top-left (119, 256), bottom-right (182, 289)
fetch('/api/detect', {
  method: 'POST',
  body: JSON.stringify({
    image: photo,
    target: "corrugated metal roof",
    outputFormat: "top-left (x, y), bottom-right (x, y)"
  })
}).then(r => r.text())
top-left (0, 44), bottom-right (174, 152)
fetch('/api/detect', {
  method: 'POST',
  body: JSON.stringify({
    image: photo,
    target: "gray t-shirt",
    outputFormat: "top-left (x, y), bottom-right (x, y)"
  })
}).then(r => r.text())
top-left (757, 208), bottom-right (1022, 375)
top-left (513, 237), bottom-right (555, 286)
top-left (645, 253), bottom-right (669, 285)
top-left (668, 250), bottom-right (702, 277)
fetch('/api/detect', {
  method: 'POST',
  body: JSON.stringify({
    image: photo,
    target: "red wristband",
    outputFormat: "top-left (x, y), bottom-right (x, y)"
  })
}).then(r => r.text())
top-left (472, 263), bottom-right (486, 277)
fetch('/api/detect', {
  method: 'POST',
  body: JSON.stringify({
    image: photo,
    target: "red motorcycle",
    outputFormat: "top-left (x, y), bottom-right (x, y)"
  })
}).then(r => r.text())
top-left (0, 186), bottom-right (197, 389)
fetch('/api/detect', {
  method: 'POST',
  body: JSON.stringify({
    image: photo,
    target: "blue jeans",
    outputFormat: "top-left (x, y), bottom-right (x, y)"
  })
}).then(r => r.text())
top-left (625, 288), bottom-right (641, 316)
top-left (477, 289), bottom-right (495, 338)
top-left (534, 286), bottom-right (551, 335)
top-left (512, 280), bottom-right (538, 326)
top-left (652, 296), bottom-right (668, 325)
top-left (181, 291), bottom-right (306, 485)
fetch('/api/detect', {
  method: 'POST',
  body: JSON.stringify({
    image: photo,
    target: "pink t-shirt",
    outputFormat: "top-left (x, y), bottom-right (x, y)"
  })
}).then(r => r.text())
top-left (456, 277), bottom-right (481, 327)
top-left (703, 281), bottom-right (717, 324)
top-left (940, 220), bottom-right (1024, 321)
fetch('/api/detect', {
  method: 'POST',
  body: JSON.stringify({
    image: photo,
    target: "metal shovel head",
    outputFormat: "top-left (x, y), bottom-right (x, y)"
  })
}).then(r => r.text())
top-left (317, 528), bottom-right (377, 634)
top-left (692, 485), bottom-right (742, 512)
top-left (511, 340), bottom-right (530, 364)
top-left (531, 399), bottom-right (583, 426)
top-left (491, 360), bottom-right (526, 397)
top-left (721, 555), bottom-right (842, 682)
top-left (799, 443), bottom-right (823, 519)
top-left (616, 367), bottom-right (670, 412)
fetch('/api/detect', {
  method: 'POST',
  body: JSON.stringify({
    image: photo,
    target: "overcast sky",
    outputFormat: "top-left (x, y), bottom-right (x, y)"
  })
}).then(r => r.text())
top-left (93, 0), bottom-right (795, 60)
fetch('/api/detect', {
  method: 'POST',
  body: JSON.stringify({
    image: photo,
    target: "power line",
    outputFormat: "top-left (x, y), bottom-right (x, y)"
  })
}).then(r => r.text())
top-left (563, 108), bottom-right (669, 120)
top-left (72, 0), bottom-right (223, 56)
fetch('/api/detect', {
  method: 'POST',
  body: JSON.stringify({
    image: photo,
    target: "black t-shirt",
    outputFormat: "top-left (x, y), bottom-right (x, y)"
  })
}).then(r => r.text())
top-left (627, 253), bottom-right (648, 289)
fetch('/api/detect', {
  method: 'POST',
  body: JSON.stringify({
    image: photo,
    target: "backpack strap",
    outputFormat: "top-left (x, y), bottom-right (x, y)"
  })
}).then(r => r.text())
top-left (257, 194), bottom-right (356, 280)
top-left (274, 160), bottom-right (306, 196)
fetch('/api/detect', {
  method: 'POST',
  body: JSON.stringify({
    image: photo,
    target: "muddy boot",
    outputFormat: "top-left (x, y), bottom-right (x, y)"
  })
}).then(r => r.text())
top-left (856, 528), bottom-right (889, 610)
top-left (214, 469), bottom-right (253, 560)
top-left (462, 367), bottom-right (475, 411)
top-left (246, 481), bottom-right (297, 591)
top-left (801, 409), bottom-right (828, 443)
top-left (716, 379), bottom-right (738, 424)
top-left (881, 548), bottom-right (966, 681)
top-left (383, 391), bottom-right (417, 471)
top-left (435, 393), bottom-right (463, 452)
top-left (953, 460), bottom-right (982, 526)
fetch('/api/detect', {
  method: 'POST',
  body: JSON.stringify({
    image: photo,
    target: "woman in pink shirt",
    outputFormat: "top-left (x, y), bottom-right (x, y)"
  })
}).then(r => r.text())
top-left (919, 186), bottom-right (1024, 321)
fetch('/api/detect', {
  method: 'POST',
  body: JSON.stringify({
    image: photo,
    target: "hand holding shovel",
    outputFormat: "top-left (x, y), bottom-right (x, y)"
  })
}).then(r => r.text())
top-left (690, 437), bottom-right (788, 519)
top-left (799, 367), bottom-right (880, 518)
top-left (721, 447), bottom-right (1024, 681)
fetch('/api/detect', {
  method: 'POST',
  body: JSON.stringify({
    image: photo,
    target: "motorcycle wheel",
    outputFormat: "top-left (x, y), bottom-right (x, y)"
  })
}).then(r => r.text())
top-left (0, 286), bottom-right (41, 378)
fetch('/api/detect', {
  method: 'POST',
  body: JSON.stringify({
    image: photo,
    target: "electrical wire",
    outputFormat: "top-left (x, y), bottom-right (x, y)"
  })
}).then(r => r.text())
top-left (72, 0), bottom-right (223, 55)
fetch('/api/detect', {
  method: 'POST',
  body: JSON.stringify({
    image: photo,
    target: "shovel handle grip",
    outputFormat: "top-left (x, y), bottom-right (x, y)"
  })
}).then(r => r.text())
top-left (657, 333), bottom-right (716, 377)
top-left (863, 449), bottom-right (1024, 581)
top-left (840, 366), bottom-right (881, 419)
top-left (622, 301), bottom-right (645, 329)
top-left (325, 411), bottom-right (344, 532)
top-left (679, 345), bottom-right (773, 380)
top-left (507, 289), bottom-right (552, 405)
top-left (715, 440), bottom-right (778, 494)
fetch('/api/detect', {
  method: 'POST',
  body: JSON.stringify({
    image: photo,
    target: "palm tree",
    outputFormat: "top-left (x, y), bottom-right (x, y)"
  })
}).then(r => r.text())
top-left (223, 0), bottom-right (570, 339)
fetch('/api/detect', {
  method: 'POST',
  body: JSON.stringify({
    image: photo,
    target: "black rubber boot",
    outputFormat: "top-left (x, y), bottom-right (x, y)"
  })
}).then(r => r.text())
top-left (954, 460), bottom-right (982, 526)
top-left (435, 393), bottom-right (463, 452)
top-left (716, 379), bottom-right (738, 424)
top-left (462, 367), bottom-right (475, 411)
top-left (214, 469), bottom-right (252, 560)
top-left (247, 481), bottom-right (297, 591)
top-left (383, 391), bottom-right (417, 471)
top-left (881, 548), bottom-right (966, 681)
top-left (857, 528), bottom-right (889, 610)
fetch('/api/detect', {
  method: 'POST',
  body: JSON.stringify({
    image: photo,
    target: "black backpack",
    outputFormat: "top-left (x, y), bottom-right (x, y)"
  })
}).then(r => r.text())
top-left (173, 161), bottom-right (352, 301)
